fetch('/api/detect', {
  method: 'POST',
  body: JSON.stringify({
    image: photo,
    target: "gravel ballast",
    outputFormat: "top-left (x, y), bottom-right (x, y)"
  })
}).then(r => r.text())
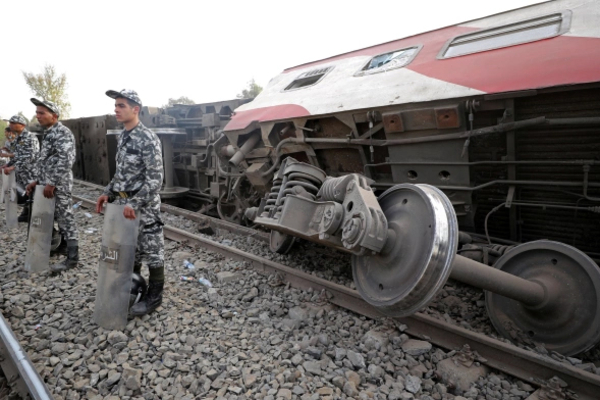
top-left (0, 185), bottom-right (585, 399)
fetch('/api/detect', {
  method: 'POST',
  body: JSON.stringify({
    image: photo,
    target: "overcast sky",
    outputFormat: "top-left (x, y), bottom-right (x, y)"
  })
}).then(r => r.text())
top-left (1, 0), bottom-right (541, 120)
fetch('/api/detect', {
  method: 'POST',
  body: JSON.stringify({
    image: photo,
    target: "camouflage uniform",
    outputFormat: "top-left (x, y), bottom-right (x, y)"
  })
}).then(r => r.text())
top-left (5, 129), bottom-right (39, 187)
top-left (0, 139), bottom-right (15, 167)
top-left (33, 121), bottom-right (78, 241)
top-left (102, 121), bottom-right (164, 271)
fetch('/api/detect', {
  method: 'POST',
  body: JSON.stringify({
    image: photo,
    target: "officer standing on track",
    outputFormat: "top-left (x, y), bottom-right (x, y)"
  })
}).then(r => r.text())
top-left (1, 115), bottom-right (39, 221)
top-left (26, 99), bottom-right (79, 272)
top-left (95, 89), bottom-right (165, 316)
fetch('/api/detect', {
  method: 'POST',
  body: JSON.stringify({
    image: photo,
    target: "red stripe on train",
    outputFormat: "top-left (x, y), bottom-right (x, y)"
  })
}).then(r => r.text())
top-left (225, 104), bottom-right (310, 131)
top-left (409, 35), bottom-right (600, 93)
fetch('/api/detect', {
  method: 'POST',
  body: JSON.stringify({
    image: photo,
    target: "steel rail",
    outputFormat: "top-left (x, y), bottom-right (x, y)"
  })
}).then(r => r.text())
top-left (72, 195), bottom-right (600, 400)
top-left (73, 180), bottom-right (269, 242)
top-left (0, 313), bottom-right (54, 399)
top-left (160, 203), bottom-right (269, 243)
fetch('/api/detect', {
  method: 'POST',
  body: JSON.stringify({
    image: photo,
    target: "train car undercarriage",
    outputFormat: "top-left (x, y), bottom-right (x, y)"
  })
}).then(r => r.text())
top-left (58, 84), bottom-right (600, 356)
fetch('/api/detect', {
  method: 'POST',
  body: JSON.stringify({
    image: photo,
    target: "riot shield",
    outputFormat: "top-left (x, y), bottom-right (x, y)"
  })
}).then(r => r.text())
top-left (0, 172), bottom-right (5, 204)
top-left (94, 203), bottom-right (140, 330)
top-left (24, 186), bottom-right (56, 273)
top-left (4, 171), bottom-right (18, 230)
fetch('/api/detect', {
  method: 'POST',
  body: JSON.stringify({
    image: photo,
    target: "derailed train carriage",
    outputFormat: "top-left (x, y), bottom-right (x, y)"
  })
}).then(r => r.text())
top-left (68, 0), bottom-right (600, 355)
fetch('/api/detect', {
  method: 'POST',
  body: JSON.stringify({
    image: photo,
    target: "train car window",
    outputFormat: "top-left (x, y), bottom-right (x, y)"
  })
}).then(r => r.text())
top-left (355, 45), bottom-right (423, 76)
top-left (284, 66), bottom-right (334, 91)
top-left (438, 10), bottom-right (572, 59)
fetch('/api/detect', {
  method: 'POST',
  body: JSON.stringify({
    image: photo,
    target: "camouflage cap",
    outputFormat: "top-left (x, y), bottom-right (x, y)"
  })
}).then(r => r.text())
top-left (106, 89), bottom-right (142, 106)
top-left (8, 115), bottom-right (27, 125)
top-left (31, 98), bottom-right (60, 116)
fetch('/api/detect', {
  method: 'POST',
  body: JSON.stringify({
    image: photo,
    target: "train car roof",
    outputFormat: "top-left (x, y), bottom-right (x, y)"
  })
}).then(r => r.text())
top-left (225, 0), bottom-right (600, 132)
top-left (283, 1), bottom-right (553, 73)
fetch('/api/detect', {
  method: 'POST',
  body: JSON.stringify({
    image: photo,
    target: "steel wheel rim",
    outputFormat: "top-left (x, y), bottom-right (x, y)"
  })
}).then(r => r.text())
top-left (352, 184), bottom-right (458, 317)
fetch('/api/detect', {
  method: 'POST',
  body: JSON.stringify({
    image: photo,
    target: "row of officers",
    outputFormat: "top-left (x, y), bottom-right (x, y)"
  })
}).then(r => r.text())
top-left (0, 90), bottom-right (165, 316)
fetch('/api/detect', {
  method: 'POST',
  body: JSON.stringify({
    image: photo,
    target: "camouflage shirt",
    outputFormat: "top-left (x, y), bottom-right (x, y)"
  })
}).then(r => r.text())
top-left (103, 122), bottom-right (163, 211)
top-left (4, 140), bottom-right (16, 153)
top-left (6, 130), bottom-right (39, 184)
top-left (33, 122), bottom-right (76, 190)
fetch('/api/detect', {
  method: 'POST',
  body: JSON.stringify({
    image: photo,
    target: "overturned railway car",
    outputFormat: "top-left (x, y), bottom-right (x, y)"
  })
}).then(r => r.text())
top-left (69, 0), bottom-right (600, 355)
top-left (223, 0), bottom-right (600, 256)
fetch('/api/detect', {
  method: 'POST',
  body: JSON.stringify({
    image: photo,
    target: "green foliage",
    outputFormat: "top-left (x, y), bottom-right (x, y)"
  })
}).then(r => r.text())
top-left (163, 96), bottom-right (195, 108)
top-left (22, 64), bottom-right (71, 119)
top-left (0, 119), bottom-right (6, 143)
top-left (237, 79), bottom-right (263, 99)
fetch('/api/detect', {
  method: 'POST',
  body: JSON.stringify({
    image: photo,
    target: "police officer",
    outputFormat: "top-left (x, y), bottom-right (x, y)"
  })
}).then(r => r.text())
top-left (96, 89), bottom-right (165, 316)
top-left (2, 115), bottom-right (39, 221)
top-left (26, 99), bottom-right (79, 272)
top-left (1, 127), bottom-right (15, 160)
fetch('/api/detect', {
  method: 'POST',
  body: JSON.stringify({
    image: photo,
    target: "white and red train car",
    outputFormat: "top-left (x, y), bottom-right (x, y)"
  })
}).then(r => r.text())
top-left (222, 0), bottom-right (600, 257)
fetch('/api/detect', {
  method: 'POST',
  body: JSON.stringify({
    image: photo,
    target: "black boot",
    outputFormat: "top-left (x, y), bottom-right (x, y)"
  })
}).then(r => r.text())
top-left (130, 281), bottom-right (164, 316)
top-left (18, 203), bottom-right (30, 223)
top-left (17, 191), bottom-right (27, 205)
top-left (133, 262), bottom-right (142, 275)
top-left (50, 240), bottom-right (79, 273)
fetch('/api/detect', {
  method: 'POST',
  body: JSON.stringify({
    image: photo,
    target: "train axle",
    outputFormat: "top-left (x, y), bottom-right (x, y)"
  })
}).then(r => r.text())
top-left (251, 160), bottom-right (600, 356)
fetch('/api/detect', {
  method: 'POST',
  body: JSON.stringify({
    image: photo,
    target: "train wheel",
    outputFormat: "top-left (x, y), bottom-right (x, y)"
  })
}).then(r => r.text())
top-left (352, 184), bottom-right (458, 316)
top-left (486, 240), bottom-right (600, 356)
top-left (269, 230), bottom-right (296, 254)
top-left (217, 193), bottom-right (243, 224)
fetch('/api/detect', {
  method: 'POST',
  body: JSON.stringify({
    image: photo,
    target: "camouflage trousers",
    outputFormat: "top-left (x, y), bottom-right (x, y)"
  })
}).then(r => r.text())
top-left (15, 174), bottom-right (27, 191)
top-left (16, 170), bottom-right (35, 190)
top-left (54, 188), bottom-right (78, 241)
top-left (15, 171), bottom-right (35, 190)
top-left (113, 195), bottom-right (164, 270)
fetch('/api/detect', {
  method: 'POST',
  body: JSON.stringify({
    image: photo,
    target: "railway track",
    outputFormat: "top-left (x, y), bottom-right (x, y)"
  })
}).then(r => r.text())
top-left (0, 312), bottom-right (53, 399)
top-left (74, 179), bottom-right (268, 243)
top-left (71, 190), bottom-right (600, 400)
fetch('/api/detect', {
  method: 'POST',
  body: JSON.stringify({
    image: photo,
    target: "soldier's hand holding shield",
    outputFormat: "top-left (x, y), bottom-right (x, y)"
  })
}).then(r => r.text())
top-left (26, 181), bottom-right (37, 196)
top-left (96, 195), bottom-right (109, 214)
top-left (123, 205), bottom-right (136, 220)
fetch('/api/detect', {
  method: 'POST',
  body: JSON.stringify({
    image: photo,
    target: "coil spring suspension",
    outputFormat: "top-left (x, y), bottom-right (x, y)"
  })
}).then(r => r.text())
top-left (276, 172), bottom-right (321, 213)
top-left (319, 177), bottom-right (339, 202)
top-left (483, 244), bottom-right (516, 266)
top-left (485, 244), bottom-right (515, 257)
top-left (262, 158), bottom-right (327, 219)
top-left (263, 176), bottom-right (283, 216)
top-left (459, 243), bottom-right (516, 265)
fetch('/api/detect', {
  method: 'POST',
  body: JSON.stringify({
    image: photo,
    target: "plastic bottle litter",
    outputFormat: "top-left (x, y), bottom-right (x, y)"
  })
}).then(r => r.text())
top-left (73, 201), bottom-right (83, 209)
top-left (84, 212), bottom-right (93, 218)
top-left (198, 277), bottom-right (212, 287)
top-left (180, 274), bottom-right (212, 287)
top-left (84, 228), bottom-right (98, 234)
top-left (183, 260), bottom-right (195, 270)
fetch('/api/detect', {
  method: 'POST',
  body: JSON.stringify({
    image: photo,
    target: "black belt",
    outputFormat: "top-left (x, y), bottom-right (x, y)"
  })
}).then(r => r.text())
top-left (112, 190), bottom-right (140, 199)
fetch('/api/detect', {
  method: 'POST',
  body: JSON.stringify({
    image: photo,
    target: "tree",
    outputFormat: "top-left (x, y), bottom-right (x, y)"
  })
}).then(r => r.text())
top-left (22, 64), bottom-right (71, 119)
top-left (237, 79), bottom-right (263, 99)
top-left (163, 96), bottom-right (195, 108)
top-left (0, 119), bottom-right (7, 143)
